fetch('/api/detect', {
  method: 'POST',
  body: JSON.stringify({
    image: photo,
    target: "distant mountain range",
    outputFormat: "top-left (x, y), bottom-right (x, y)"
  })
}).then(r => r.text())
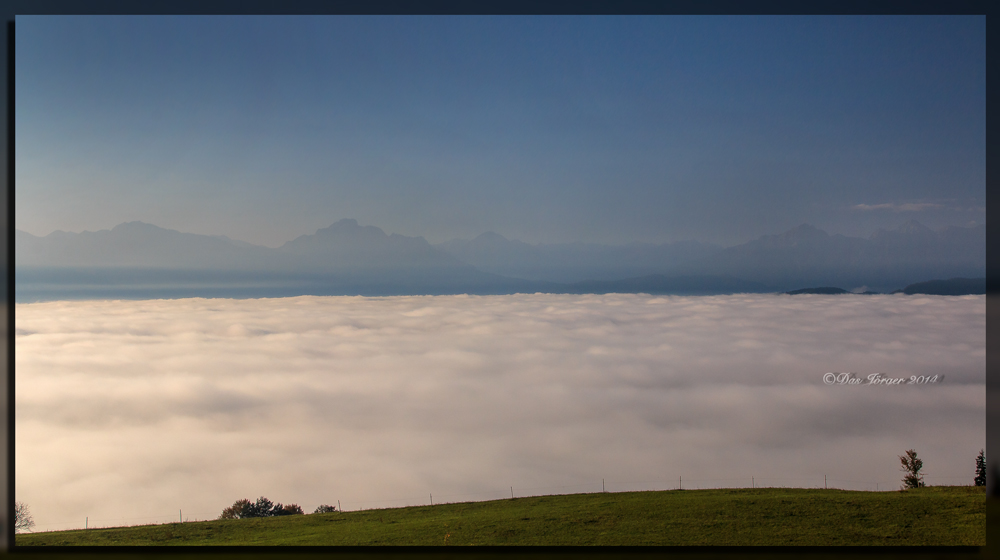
top-left (16, 221), bottom-right (279, 270)
top-left (14, 219), bottom-right (985, 301)
top-left (690, 221), bottom-right (984, 292)
top-left (785, 287), bottom-right (853, 295)
top-left (895, 277), bottom-right (986, 296)
top-left (435, 232), bottom-right (721, 283)
top-left (15, 220), bottom-right (549, 300)
top-left (785, 278), bottom-right (985, 296)
top-left (433, 220), bottom-right (983, 292)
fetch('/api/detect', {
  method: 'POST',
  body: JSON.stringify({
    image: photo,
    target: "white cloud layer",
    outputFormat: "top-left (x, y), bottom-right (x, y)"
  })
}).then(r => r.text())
top-left (15, 294), bottom-right (985, 531)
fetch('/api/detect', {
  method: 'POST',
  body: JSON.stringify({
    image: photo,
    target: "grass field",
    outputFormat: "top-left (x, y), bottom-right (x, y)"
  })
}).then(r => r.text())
top-left (14, 486), bottom-right (986, 546)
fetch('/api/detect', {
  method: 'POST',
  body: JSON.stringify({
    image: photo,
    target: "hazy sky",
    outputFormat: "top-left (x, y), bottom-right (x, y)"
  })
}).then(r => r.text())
top-left (16, 293), bottom-right (985, 531)
top-left (15, 15), bottom-right (985, 247)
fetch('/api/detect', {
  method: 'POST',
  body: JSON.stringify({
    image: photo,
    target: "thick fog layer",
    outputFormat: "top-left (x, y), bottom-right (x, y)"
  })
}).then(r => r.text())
top-left (15, 294), bottom-right (985, 531)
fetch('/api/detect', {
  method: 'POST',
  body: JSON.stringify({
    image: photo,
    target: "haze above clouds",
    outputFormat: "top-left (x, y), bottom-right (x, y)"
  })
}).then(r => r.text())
top-left (16, 294), bottom-right (985, 530)
top-left (14, 16), bottom-right (985, 246)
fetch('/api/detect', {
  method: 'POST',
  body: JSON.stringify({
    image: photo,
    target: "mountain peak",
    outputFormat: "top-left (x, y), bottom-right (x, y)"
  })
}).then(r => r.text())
top-left (326, 218), bottom-right (359, 230)
top-left (111, 221), bottom-right (165, 231)
top-left (314, 219), bottom-right (387, 238)
top-left (319, 218), bottom-right (361, 231)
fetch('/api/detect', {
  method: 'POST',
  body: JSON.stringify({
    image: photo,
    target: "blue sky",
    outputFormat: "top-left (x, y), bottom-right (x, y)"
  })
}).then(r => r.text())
top-left (15, 15), bottom-right (985, 247)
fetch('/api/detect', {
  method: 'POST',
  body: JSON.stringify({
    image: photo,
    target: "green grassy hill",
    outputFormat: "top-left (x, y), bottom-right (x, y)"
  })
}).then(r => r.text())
top-left (15, 486), bottom-right (985, 546)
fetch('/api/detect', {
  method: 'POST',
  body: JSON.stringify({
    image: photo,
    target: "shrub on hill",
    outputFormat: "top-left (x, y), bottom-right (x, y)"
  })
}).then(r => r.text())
top-left (313, 504), bottom-right (338, 514)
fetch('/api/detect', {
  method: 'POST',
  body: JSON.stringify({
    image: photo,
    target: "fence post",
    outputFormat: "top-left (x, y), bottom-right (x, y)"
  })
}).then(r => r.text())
top-left (603, 479), bottom-right (605, 493)
top-left (825, 475), bottom-right (827, 489)
top-left (511, 486), bottom-right (514, 499)
top-left (752, 476), bottom-right (754, 489)
top-left (430, 494), bottom-right (433, 506)
top-left (338, 500), bottom-right (341, 512)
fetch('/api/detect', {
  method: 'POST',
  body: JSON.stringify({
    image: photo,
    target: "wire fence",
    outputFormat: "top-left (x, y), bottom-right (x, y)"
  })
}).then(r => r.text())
top-left (24, 474), bottom-right (980, 533)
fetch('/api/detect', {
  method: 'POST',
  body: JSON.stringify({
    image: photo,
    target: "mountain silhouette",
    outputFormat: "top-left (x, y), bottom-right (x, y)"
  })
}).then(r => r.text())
top-left (692, 221), bottom-right (984, 292)
top-left (15, 220), bottom-right (549, 300)
top-left (280, 219), bottom-right (470, 272)
top-left (436, 221), bottom-right (984, 292)
top-left (435, 231), bottom-right (722, 283)
top-left (15, 222), bottom-right (279, 269)
top-left (896, 277), bottom-right (986, 296)
top-left (563, 274), bottom-right (775, 295)
top-left (15, 219), bottom-right (986, 301)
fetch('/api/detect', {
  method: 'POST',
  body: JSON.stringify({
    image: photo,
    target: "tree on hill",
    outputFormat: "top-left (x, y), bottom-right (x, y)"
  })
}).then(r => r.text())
top-left (218, 496), bottom-right (304, 519)
top-left (974, 449), bottom-right (986, 487)
top-left (219, 498), bottom-right (253, 519)
top-left (899, 449), bottom-right (925, 489)
top-left (275, 503), bottom-right (304, 516)
top-left (15, 501), bottom-right (35, 533)
top-left (313, 504), bottom-right (338, 514)
top-left (249, 496), bottom-right (276, 517)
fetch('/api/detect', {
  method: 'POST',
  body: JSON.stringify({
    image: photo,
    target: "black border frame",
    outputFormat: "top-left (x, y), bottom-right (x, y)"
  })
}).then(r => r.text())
top-left (3, 2), bottom-right (992, 558)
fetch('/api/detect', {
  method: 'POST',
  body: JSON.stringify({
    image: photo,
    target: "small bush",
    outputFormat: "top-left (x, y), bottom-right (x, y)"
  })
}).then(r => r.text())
top-left (313, 504), bottom-right (338, 514)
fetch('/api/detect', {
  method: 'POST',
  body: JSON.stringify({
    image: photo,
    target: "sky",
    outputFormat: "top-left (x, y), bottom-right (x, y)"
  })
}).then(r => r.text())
top-left (15, 293), bottom-right (986, 531)
top-left (14, 15), bottom-right (985, 248)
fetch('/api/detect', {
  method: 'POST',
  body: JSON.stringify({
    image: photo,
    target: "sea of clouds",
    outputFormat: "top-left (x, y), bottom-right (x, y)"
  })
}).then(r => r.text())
top-left (15, 293), bottom-right (985, 531)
